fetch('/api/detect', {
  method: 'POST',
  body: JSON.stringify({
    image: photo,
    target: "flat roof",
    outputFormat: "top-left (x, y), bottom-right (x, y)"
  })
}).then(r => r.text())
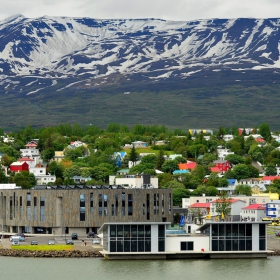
top-left (198, 221), bottom-right (270, 231)
top-left (99, 222), bottom-right (171, 232)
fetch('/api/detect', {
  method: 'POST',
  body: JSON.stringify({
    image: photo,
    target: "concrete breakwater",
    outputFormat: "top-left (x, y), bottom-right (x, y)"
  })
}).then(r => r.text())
top-left (0, 249), bottom-right (103, 258)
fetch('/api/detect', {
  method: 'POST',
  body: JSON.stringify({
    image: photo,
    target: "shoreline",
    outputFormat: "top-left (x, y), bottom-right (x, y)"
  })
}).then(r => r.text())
top-left (0, 248), bottom-right (279, 258)
top-left (0, 248), bottom-right (103, 258)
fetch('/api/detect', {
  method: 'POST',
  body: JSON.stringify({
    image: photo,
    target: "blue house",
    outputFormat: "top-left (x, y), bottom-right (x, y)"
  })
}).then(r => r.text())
top-left (266, 200), bottom-right (280, 218)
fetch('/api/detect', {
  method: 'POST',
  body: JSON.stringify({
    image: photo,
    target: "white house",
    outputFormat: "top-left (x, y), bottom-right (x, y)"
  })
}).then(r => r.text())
top-left (217, 148), bottom-right (234, 160)
top-left (241, 204), bottom-right (266, 221)
top-left (210, 199), bottom-right (247, 221)
top-left (109, 174), bottom-right (158, 188)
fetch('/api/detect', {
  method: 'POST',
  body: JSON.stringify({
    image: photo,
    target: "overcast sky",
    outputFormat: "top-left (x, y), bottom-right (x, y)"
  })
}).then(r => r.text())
top-left (1, 0), bottom-right (280, 22)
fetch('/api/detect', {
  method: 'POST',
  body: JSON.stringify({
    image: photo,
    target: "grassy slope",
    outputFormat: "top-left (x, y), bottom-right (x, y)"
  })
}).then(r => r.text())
top-left (1, 69), bottom-right (280, 130)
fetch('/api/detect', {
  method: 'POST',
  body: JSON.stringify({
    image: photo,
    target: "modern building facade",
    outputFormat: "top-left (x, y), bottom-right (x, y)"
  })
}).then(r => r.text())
top-left (99, 221), bottom-right (269, 260)
top-left (0, 186), bottom-right (173, 236)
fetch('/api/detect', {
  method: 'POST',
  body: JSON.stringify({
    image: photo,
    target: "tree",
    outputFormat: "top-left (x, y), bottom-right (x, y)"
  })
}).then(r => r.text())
top-left (155, 149), bottom-right (165, 170)
top-left (161, 160), bottom-right (178, 173)
top-left (41, 147), bottom-right (55, 162)
top-left (259, 123), bottom-right (271, 142)
top-left (225, 154), bottom-right (245, 165)
top-left (141, 154), bottom-right (157, 166)
top-left (173, 188), bottom-right (191, 206)
top-left (13, 171), bottom-right (36, 189)
top-left (0, 165), bottom-right (7, 183)
top-left (129, 146), bottom-right (138, 166)
top-left (214, 191), bottom-right (232, 220)
top-left (265, 163), bottom-right (277, 176)
top-left (234, 185), bottom-right (252, 196)
top-left (163, 180), bottom-right (185, 189)
top-left (157, 173), bottom-right (173, 187)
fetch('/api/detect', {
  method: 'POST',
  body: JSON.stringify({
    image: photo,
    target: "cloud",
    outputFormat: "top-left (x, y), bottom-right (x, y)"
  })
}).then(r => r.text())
top-left (0, 0), bottom-right (280, 21)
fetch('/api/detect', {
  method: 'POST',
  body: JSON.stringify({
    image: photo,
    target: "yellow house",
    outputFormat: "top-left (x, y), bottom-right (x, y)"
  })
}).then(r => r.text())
top-left (53, 151), bottom-right (65, 162)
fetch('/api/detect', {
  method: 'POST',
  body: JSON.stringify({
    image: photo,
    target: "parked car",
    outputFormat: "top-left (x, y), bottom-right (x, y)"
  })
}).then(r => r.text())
top-left (9, 235), bottom-right (24, 242)
top-left (12, 240), bottom-right (20, 246)
top-left (66, 239), bottom-right (74, 245)
top-left (31, 240), bottom-right (38, 245)
top-left (92, 238), bottom-right (101, 244)
top-left (71, 233), bottom-right (78, 240)
top-left (87, 232), bottom-right (95, 238)
top-left (48, 239), bottom-right (55, 245)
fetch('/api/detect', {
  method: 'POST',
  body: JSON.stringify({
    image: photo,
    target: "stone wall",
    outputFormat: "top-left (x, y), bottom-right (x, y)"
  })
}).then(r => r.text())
top-left (0, 249), bottom-right (102, 258)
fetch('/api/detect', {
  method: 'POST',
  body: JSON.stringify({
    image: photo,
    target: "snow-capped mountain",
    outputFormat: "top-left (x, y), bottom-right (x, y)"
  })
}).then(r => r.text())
top-left (1, 15), bottom-right (280, 94)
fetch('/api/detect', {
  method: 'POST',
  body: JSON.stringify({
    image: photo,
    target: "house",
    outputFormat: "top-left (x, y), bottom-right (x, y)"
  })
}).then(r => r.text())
top-left (178, 162), bottom-right (197, 171)
top-left (189, 202), bottom-right (210, 216)
top-left (10, 162), bottom-right (29, 172)
top-left (210, 199), bottom-right (246, 221)
top-left (262, 176), bottom-right (280, 186)
top-left (155, 140), bottom-right (166, 146)
top-left (53, 151), bottom-right (65, 162)
top-left (266, 200), bottom-right (280, 218)
top-left (189, 129), bottom-right (213, 135)
top-left (109, 174), bottom-right (158, 188)
top-left (227, 179), bottom-right (238, 188)
top-left (212, 160), bottom-right (231, 173)
top-left (223, 134), bottom-right (234, 142)
top-left (241, 204), bottom-right (266, 221)
top-left (72, 176), bottom-right (92, 184)
top-left (29, 166), bottom-right (56, 185)
top-left (169, 154), bottom-right (182, 160)
top-left (217, 148), bottom-right (234, 160)
top-left (131, 141), bottom-right (148, 148)
top-left (20, 142), bottom-right (41, 165)
top-left (116, 169), bottom-right (130, 175)
top-left (18, 157), bottom-right (36, 168)
top-left (173, 170), bottom-right (189, 175)
top-left (182, 195), bottom-right (273, 209)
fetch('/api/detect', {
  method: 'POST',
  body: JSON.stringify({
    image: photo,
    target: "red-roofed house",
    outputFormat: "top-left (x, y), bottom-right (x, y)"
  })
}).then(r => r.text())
top-left (18, 157), bottom-right (36, 168)
top-left (241, 204), bottom-right (266, 221)
top-left (213, 160), bottom-right (231, 172)
top-left (178, 162), bottom-right (197, 171)
top-left (189, 203), bottom-right (210, 223)
top-left (262, 176), bottom-right (280, 185)
top-left (10, 162), bottom-right (29, 173)
top-left (210, 166), bottom-right (221, 173)
top-left (255, 138), bottom-right (266, 144)
top-left (211, 199), bottom-right (246, 221)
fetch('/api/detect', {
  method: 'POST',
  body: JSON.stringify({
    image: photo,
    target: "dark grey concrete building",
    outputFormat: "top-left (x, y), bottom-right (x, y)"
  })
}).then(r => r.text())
top-left (0, 186), bottom-right (173, 236)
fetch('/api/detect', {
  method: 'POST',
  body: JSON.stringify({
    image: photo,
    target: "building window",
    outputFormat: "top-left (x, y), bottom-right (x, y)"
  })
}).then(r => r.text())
top-left (128, 194), bottom-right (133, 216)
top-left (80, 194), bottom-right (85, 221)
top-left (115, 194), bottom-right (118, 216)
top-left (90, 193), bottom-right (93, 213)
top-left (158, 224), bottom-right (165, 252)
top-left (104, 194), bottom-right (108, 216)
top-left (146, 194), bottom-right (150, 220)
top-left (40, 197), bottom-right (45, 221)
top-left (111, 204), bottom-right (114, 216)
top-left (9, 196), bottom-right (13, 220)
top-left (162, 194), bottom-right (165, 215)
top-left (168, 193), bottom-right (172, 214)
top-left (99, 194), bottom-right (102, 216)
top-left (181, 241), bottom-right (194, 251)
top-left (26, 193), bottom-right (31, 221)
top-left (19, 196), bottom-right (22, 220)
top-left (211, 223), bottom-right (252, 251)
top-left (122, 193), bottom-right (125, 216)
top-left (109, 224), bottom-right (151, 253)
top-left (34, 197), bottom-right (37, 221)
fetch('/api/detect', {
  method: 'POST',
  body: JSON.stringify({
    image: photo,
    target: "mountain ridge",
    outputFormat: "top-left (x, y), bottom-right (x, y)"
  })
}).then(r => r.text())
top-left (1, 15), bottom-right (280, 129)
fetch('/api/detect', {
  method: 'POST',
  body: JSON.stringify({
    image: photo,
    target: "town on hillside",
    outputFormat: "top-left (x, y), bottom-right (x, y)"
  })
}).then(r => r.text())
top-left (0, 123), bottom-right (280, 258)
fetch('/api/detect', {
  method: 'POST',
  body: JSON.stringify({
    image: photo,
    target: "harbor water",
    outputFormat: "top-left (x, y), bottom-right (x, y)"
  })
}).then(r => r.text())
top-left (0, 256), bottom-right (279, 280)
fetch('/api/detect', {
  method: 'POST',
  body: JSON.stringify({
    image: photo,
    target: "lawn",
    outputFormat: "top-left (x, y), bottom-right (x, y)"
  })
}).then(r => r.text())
top-left (11, 244), bottom-right (74, 251)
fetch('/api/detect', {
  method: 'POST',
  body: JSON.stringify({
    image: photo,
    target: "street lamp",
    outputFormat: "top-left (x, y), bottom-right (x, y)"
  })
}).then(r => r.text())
top-left (65, 227), bottom-right (66, 244)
